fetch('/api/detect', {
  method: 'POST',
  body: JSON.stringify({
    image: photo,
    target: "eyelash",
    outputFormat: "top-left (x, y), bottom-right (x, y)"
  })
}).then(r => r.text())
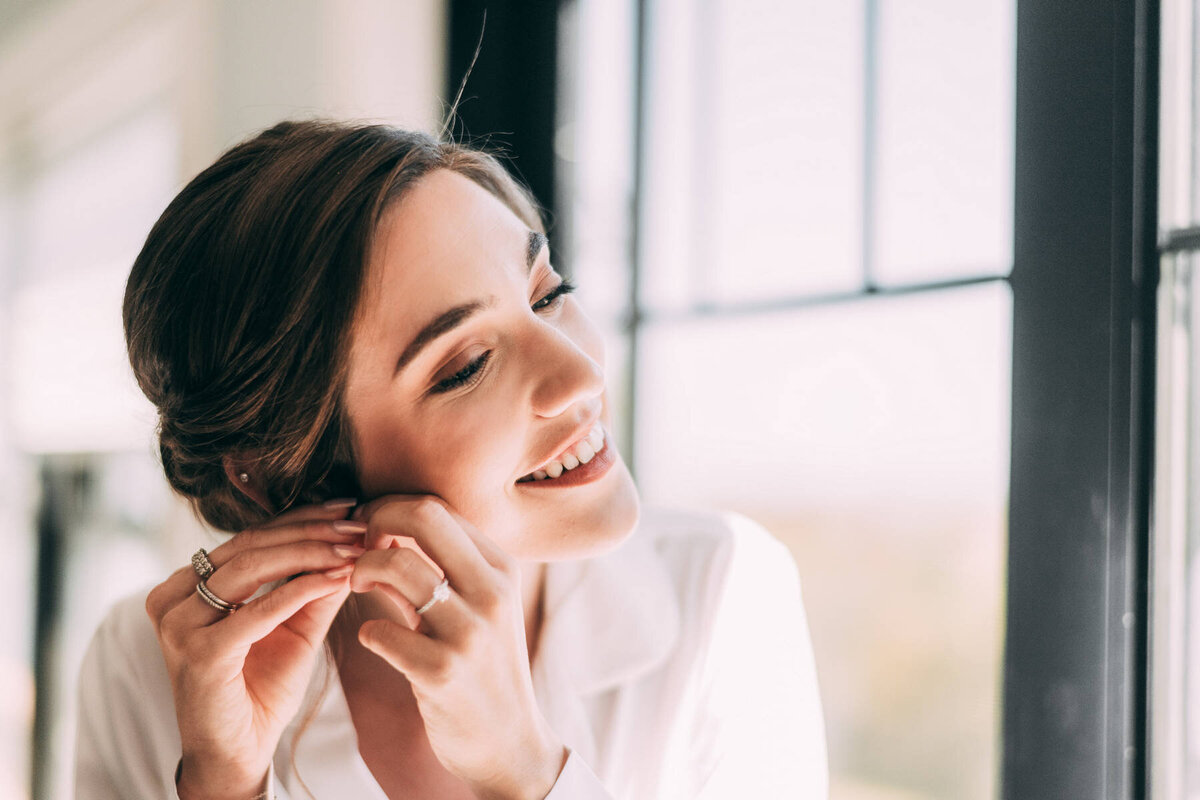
top-left (430, 280), bottom-right (577, 394)
top-left (531, 280), bottom-right (576, 311)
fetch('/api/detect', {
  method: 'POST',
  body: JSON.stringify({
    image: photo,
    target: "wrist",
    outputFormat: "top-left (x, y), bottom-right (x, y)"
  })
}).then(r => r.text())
top-left (176, 755), bottom-right (270, 800)
top-left (475, 723), bottom-right (568, 800)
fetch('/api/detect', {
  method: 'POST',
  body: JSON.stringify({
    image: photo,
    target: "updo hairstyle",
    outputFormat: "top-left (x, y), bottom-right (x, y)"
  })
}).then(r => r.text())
top-left (123, 120), bottom-right (544, 532)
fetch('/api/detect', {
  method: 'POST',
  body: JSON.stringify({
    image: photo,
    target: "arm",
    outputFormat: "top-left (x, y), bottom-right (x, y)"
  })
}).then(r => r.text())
top-left (76, 499), bottom-right (363, 800)
top-left (75, 596), bottom-right (298, 800)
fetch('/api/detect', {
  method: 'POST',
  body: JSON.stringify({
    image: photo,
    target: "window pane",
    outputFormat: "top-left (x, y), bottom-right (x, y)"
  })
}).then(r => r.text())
top-left (636, 284), bottom-right (1010, 799)
top-left (640, 0), bottom-right (864, 310)
top-left (11, 107), bottom-right (174, 452)
top-left (1153, 253), bottom-right (1200, 800)
top-left (1159, 0), bottom-right (1197, 228)
top-left (874, 0), bottom-right (1015, 284)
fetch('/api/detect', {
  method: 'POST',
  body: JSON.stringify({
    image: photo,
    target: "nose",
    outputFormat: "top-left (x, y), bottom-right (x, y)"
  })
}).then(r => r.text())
top-left (528, 323), bottom-right (606, 419)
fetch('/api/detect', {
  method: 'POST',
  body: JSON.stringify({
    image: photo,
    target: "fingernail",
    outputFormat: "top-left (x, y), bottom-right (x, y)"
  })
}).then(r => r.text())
top-left (325, 564), bottom-right (354, 579)
top-left (332, 520), bottom-right (368, 534)
top-left (323, 497), bottom-right (358, 509)
top-left (333, 544), bottom-right (365, 559)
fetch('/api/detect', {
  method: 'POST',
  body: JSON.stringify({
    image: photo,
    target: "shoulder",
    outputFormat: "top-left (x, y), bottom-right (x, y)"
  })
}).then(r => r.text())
top-left (76, 589), bottom-right (181, 797)
top-left (79, 588), bottom-right (174, 715)
top-left (82, 589), bottom-right (163, 678)
top-left (634, 506), bottom-right (800, 608)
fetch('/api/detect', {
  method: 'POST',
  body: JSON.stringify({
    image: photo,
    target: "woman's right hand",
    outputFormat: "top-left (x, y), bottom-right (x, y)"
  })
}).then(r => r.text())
top-left (145, 500), bottom-right (366, 800)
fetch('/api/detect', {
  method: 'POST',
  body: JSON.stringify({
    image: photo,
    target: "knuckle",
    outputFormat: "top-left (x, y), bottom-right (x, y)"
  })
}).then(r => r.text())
top-left (180, 630), bottom-right (212, 663)
top-left (384, 548), bottom-right (424, 582)
top-left (456, 617), bottom-right (488, 656)
top-left (252, 586), bottom-right (286, 617)
top-left (301, 518), bottom-right (334, 537)
top-left (159, 613), bottom-right (187, 652)
top-left (495, 552), bottom-right (520, 578)
top-left (407, 497), bottom-right (445, 526)
top-left (226, 548), bottom-right (263, 576)
top-left (145, 586), bottom-right (166, 621)
top-left (426, 650), bottom-right (456, 686)
top-left (474, 583), bottom-right (510, 620)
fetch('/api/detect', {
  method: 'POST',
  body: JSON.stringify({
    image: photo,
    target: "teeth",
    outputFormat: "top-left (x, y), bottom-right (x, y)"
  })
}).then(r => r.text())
top-left (521, 423), bottom-right (608, 482)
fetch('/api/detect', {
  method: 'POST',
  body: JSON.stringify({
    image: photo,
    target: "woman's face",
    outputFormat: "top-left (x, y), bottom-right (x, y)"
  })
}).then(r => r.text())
top-left (343, 169), bottom-right (639, 562)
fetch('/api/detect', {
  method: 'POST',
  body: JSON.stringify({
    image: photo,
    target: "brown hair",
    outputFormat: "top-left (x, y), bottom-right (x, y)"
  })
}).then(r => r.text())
top-left (123, 120), bottom-right (544, 532)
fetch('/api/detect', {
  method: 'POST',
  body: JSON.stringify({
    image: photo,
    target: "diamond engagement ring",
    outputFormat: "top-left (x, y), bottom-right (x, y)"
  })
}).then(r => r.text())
top-left (191, 548), bottom-right (215, 579)
top-left (415, 579), bottom-right (451, 615)
top-left (195, 577), bottom-right (242, 613)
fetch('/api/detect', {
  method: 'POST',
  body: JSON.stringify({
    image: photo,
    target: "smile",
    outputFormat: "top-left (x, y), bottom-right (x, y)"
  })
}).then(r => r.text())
top-left (517, 422), bottom-right (614, 487)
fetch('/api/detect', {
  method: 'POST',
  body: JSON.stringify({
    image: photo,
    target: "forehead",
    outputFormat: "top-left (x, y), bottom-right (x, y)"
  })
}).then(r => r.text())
top-left (356, 169), bottom-right (529, 330)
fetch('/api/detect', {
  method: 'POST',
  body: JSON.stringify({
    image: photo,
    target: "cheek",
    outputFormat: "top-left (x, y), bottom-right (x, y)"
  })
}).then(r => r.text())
top-left (389, 402), bottom-right (525, 503)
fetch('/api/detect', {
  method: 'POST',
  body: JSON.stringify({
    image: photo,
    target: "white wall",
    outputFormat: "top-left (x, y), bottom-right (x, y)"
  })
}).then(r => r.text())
top-left (0, 3), bottom-right (446, 797)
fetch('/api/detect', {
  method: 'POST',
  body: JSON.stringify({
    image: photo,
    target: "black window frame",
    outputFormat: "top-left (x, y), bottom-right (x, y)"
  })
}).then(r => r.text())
top-left (445, 1), bottom-right (1162, 797)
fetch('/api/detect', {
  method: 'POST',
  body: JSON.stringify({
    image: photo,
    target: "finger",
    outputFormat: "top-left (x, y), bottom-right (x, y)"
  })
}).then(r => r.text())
top-left (218, 568), bottom-right (353, 649)
top-left (175, 540), bottom-right (364, 629)
top-left (367, 582), bottom-right (424, 630)
top-left (358, 618), bottom-right (447, 679)
top-left (255, 497), bottom-right (358, 530)
top-left (206, 518), bottom-right (367, 570)
top-left (350, 548), bottom-right (469, 638)
top-left (151, 517), bottom-right (368, 617)
top-left (358, 496), bottom-right (493, 593)
top-left (438, 506), bottom-right (514, 573)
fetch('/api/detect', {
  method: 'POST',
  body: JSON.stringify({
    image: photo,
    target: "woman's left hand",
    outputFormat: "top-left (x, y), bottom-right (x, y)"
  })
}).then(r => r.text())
top-left (349, 495), bottom-right (567, 800)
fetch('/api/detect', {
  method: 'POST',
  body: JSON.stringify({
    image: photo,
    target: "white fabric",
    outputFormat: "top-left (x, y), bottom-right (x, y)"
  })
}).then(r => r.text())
top-left (74, 507), bottom-right (828, 799)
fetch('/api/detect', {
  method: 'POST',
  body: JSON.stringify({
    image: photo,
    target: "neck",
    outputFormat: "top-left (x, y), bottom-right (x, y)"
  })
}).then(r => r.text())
top-left (519, 559), bottom-right (548, 663)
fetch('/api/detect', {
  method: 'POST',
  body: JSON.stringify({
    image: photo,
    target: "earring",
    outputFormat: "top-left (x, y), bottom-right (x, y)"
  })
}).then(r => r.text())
top-left (238, 472), bottom-right (250, 484)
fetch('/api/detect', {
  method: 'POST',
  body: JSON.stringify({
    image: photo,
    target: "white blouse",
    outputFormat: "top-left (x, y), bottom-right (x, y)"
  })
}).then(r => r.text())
top-left (75, 507), bottom-right (828, 799)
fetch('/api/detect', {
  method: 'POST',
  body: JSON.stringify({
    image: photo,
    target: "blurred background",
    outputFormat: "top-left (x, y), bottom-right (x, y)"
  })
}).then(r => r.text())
top-left (0, 0), bottom-right (1115, 798)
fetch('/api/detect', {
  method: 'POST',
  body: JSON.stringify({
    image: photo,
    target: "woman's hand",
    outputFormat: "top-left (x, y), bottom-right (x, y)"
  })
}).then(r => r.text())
top-left (145, 500), bottom-right (365, 800)
top-left (350, 496), bottom-right (568, 800)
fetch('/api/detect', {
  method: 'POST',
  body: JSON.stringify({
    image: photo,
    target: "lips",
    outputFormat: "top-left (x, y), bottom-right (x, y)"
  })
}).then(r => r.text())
top-left (518, 421), bottom-right (607, 483)
top-left (516, 430), bottom-right (616, 488)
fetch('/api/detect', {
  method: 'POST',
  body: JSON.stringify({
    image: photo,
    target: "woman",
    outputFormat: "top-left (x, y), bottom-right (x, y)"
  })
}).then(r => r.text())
top-left (75, 120), bottom-right (827, 799)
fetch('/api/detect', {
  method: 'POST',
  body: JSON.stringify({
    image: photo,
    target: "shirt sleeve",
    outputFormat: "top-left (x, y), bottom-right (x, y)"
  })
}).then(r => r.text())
top-left (75, 596), bottom-right (180, 800)
top-left (73, 595), bottom-right (292, 800)
top-left (693, 515), bottom-right (829, 799)
top-left (542, 747), bottom-right (614, 799)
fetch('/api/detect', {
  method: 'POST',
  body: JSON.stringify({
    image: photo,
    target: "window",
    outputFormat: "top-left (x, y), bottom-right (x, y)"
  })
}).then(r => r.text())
top-left (556, 1), bottom-right (1013, 796)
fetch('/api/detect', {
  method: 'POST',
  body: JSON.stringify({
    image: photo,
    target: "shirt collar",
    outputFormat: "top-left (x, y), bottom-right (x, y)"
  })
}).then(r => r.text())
top-left (534, 512), bottom-right (681, 696)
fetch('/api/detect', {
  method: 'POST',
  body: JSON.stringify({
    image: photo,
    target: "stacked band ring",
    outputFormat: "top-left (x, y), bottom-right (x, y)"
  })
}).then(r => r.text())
top-left (191, 548), bottom-right (215, 579)
top-left (416, 579), bottom-right (451, 615)
top-left (196, 577), bottom-right (242, 613)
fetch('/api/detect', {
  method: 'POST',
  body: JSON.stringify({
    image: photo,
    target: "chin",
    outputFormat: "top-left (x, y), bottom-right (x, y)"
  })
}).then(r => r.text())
top-left (512, 460), bottom-right (642, 563)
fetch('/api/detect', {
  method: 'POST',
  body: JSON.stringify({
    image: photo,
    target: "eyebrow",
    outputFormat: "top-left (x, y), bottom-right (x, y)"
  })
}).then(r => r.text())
top-left (527, 231), bottom-right (548, 272)
top-left (393, 230), bottom-right (549, 375)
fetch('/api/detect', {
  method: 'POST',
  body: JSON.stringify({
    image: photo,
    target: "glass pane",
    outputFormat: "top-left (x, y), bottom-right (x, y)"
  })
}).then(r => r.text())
top-left (556, 0), bottom-right (638, 453)
top-left (11, 107), bottom-right (174, 453)
top-left (1152, 253), bottom-right (1200, 800)
top-left (636, 284), bottom-right (1010, 800)
top-left (873, 0), bottom-right (1014, 284)
top-left (640, 0), bottom-right (864, 310)
top-left (25, 107), bottom-right (177, 282)
top-left (1159, 0), bottom-right (1196, 228)
top-left (39, 453), bottom-right (208, 800)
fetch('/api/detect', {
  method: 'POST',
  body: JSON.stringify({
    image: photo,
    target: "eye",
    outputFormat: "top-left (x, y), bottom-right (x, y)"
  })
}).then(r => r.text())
top-left (531, 280), bottom-right (577, 312)
top-left (431, 351), bottom-right (491, 394)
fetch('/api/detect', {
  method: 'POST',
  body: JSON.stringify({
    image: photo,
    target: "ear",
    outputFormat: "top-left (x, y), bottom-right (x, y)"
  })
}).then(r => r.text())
top-left (222, 455), bottom-right (275, 515)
